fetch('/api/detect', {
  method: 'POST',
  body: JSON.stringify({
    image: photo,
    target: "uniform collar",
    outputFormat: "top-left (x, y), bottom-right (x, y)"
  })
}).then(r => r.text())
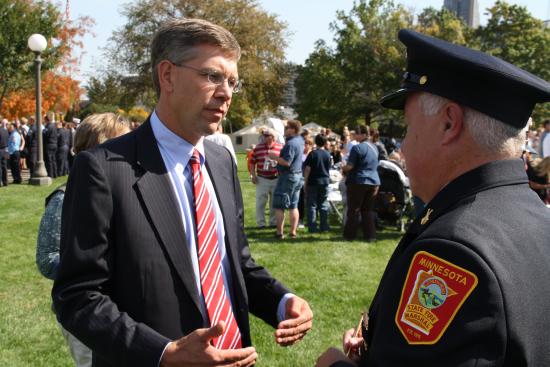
top-left (412, 159), bottom-right (527, 233)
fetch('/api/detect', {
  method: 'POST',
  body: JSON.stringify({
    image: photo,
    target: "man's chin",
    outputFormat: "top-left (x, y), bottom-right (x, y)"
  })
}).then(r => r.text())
top-left (203, 121), bottom-right (221, 136)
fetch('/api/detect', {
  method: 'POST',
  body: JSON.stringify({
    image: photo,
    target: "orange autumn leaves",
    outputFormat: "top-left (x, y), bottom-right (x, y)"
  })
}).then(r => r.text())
top-left (1, 71), bottom-right (83, 120)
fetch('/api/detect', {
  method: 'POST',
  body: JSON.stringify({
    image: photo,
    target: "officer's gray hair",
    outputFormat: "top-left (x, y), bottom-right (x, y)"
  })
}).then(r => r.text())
top-left (417, 92), bottom-right (524, 156)
top-left (150, 18), bottom-right (241, 97)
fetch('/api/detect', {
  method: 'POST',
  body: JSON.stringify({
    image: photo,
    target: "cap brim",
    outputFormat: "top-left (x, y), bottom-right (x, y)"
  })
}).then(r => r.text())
top-left (380, 88), bottom-right (409, 110)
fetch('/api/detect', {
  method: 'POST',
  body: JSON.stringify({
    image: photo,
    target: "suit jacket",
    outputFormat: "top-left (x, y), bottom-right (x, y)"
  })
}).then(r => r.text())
top-left (52, 119), bottom-right (290, 367)
top-left (333, 159), bottom-right (550, 367)
top-left (57, 128), bottom-right (71, 148)
top-left (44, 123), bottom-right (58, 150)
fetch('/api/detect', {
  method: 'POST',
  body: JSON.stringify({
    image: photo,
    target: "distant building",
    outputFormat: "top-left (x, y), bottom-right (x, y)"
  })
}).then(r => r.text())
top-left (282, 64), bottom-right (298, 108)
top-left (444, 0), bottom-right (480, 28)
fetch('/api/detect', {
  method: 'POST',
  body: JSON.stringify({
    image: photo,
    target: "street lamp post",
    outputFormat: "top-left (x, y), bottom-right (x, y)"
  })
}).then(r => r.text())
top-left (28, 33), bottom-right (51, 186)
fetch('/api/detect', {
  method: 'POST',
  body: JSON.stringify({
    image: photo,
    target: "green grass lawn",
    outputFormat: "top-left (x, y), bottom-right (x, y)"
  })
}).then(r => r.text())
top-left (0, 153), bottom-right (402, 366)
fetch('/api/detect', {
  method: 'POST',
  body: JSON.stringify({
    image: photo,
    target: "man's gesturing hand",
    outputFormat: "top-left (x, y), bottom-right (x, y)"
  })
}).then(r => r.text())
top-left (274, 296), bottom-right (313, 346)
top-left (161, 321), bottom-right (257, 367)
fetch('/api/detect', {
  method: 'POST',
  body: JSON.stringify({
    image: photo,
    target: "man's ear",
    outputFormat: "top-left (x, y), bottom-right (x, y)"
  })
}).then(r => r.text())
top-left (157, 60), bottom-right (175, 94)
top-left (441, 102), bottom-right (464, 145)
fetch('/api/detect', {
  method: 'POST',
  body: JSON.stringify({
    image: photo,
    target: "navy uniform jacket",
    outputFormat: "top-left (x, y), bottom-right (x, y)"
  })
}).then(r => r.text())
top-left (334, 159), bottom-right (550, 366)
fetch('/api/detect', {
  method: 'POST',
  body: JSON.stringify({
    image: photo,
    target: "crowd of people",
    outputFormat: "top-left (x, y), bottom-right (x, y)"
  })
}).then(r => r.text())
top-left (247, 120), bottom-right (412, 240)
top-left (0, 113), bottom-right (146, 186)
top-left (246, 116), bottom-right (550, 240)
top-left (0, 113), bottom-right (77, 185)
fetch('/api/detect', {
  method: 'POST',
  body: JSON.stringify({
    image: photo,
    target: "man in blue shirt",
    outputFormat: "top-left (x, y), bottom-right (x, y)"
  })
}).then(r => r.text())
top-left (270, 120), bottom-right (305, 238)
top-left (7, 122), bottom-right (22, 184)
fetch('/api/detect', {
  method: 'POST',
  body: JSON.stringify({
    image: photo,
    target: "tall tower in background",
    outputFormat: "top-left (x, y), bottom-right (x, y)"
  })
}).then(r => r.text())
top-left (444, 0), bottom-right (480, 28)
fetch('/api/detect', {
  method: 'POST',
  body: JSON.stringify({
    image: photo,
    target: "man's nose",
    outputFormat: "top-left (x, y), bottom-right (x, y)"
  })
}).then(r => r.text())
top-left (213, 81), bottom-right (233, 100)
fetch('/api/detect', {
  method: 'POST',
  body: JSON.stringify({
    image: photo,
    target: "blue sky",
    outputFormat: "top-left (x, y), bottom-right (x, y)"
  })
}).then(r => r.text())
top-left (63, 0), bottom-right (547, 82)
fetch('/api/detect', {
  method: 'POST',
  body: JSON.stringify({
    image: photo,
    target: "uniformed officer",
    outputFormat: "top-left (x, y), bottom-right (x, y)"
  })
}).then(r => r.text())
top-left (316, 29), bottom-right (550, 367)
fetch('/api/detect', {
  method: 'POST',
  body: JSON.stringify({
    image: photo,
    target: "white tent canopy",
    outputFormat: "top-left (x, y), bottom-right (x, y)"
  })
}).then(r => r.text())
top-left (230, 117), bottom-right (286, 152)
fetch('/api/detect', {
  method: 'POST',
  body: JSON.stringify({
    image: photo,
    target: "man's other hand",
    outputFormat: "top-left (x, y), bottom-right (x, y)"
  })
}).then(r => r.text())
top-left (274, 296), bottom-right (313, 346)
top-left (342, 328), bottom-right (364, 362)
top-left (160, 321), bottom-right (257, 367)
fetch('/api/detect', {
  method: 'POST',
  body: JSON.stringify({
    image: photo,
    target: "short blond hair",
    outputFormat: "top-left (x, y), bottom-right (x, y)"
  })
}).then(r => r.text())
top-left (74, 113), bottom-right (130, 154)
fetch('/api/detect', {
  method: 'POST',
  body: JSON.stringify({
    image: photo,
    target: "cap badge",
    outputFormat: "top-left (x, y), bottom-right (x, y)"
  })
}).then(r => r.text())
top-left (403, 72), bottom-right (428, 86)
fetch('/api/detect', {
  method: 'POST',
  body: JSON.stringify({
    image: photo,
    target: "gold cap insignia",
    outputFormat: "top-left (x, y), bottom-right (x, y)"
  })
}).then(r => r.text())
top-left (419, 75), bottom-right (428, 85)
top-left (420, 208), bottom-right (433, 225)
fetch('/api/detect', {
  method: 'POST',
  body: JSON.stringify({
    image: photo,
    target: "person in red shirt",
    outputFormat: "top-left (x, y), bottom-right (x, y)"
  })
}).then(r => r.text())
top-left (248, 128), bottom-right (282, 228)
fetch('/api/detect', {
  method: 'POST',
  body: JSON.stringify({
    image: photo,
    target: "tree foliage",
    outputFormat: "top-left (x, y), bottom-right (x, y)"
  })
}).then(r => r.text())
top-left (86, 73), bottom-right (143, 111)
top-left (2, 71), bottom-right (82, 119)
top-left (295, 0), bottom-right (550, 134)
top-left (103, 0), bottom-right (290, 129)
top-left (415, 7), bottom-right (472, 44)
top-left (294, 40), bottom-right (348, 128)
top-left (0, 0), bottom-right (61, 111)
top-left (295, 0), bottom-right (414, 130)
top-left (0, 0), bottom-right (93, 119)
top-left (474, 1), bottom-right (550, 125)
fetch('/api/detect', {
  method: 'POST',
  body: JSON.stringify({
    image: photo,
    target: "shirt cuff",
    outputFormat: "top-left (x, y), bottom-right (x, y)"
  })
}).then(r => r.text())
top-left (277, 293), bottom-right (296, 322)
top-left (158, 341), bottom-right (172, 367)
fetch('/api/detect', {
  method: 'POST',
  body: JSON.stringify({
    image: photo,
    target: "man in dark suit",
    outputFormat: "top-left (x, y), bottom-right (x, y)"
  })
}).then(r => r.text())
top-left (43, 114), bottom-right (58, 178)
top-left (316, 29), bottom-right (550, 366)
top-left (53, 18), bottom-right (312, 367)
top-left (56, 121), bottom-right (71, 176)
top-left (0, 119), bottom-right (9, 186)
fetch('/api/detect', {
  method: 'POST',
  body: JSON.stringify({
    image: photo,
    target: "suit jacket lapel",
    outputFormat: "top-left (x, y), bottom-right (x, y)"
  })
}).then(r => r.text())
top-left (133, 119), bottom-right (203, 317)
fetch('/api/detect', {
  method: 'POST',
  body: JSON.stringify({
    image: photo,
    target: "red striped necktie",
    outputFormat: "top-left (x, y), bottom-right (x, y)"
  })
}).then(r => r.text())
top-left (189, 149), bottom-right (242, 349)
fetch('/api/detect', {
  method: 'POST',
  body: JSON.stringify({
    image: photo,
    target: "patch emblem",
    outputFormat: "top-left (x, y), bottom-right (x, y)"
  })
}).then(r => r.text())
top-left (395, 251), bottom-right (478, 344)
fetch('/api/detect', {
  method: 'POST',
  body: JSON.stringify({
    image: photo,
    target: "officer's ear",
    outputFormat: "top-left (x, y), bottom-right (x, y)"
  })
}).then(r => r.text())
top-left (440, 102), bottom-right (464, 145)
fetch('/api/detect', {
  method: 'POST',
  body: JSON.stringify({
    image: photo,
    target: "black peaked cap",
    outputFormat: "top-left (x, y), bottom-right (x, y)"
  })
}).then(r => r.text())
top-left (380, 29), bottom-right (550, 128)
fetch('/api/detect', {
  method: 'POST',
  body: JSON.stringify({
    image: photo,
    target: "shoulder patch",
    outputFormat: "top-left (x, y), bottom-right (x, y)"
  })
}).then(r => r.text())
top-left (395, 251), bottom-right (478, 345)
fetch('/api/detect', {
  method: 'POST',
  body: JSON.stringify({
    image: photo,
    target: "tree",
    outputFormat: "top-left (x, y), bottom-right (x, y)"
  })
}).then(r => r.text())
top-left (475, 1), bottom-right (550, 125)
top-left (294, 40), bottom-right (349, 128)
top-left (0, 0), bottom-right (61, 112)
top-left (295, 0), bottom-right (413, 130)
top-left (2, 71), bottom-right (83, 118)
top-left (104, 0), bottom-right (290, 129)
top-left (295, 0), bottom-right (550, 134)
top-left (0, 0), bottom-right (93, 119)
top-left (415, 7), bottom-right (471, 44)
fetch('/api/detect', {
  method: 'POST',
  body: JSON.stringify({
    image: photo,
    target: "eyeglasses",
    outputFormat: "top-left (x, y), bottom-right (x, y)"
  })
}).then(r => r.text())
top-left (171, 62), bottom-right (242, 93)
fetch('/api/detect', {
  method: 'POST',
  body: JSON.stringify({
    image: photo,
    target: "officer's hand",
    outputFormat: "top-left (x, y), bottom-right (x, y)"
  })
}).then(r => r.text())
top-left (315, 347), bottom-right (356, 367)
top-left (160, 321), bottom-right (257, 367)
top-left (343, 328), bottom-right (364, 362)
top-left (250, 176), bottom-right (257, 184)
top-left (275, 296), bottom-right (313, 346)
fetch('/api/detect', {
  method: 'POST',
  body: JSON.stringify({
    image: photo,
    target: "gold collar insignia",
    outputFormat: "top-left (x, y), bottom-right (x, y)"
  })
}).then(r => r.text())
top-left (420, 208), bottom-right (433, 226)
